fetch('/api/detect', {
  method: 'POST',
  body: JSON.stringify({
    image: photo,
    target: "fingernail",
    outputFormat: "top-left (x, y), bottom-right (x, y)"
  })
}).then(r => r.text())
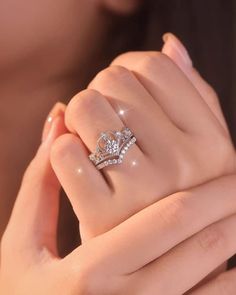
top-left (42, 102), bottom-right (65, 142)
top-left (163, 33), bottom-right (193, 67)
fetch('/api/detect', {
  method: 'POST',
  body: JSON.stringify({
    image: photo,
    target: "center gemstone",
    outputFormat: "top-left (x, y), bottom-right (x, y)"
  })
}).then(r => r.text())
top-left (105, 139), bottom-right (119, 154)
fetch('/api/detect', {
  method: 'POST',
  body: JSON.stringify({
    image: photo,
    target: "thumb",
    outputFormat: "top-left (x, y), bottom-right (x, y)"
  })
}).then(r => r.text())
top-left (162, 33), bottom-right (229, 133)
top-left (3, 103), bottom-right (67, 259)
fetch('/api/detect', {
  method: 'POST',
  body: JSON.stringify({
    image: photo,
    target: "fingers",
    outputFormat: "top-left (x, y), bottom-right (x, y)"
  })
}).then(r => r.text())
top-left (131, 214), bottom-right (236, 295)
top-left (87, 65), bottom-right (177, 156)
top-left (54, 88), bottom-right (157, 238)
top-left (50, 133), bottom-right (111, 240)
top-left (162, 33), bottom-right (229, 133)
top-left (2, 104), bottom-right (67, 258)
top-left (111, 50), bottom-right (223, 135)
top-left (64, 88), bottom-right (148, 195)
top-left (74, 175), bottom-right (236, 275)
top-left (189, 268), bottom-right (236, 295)
top-left (65, 89), bottom-right (124, 152)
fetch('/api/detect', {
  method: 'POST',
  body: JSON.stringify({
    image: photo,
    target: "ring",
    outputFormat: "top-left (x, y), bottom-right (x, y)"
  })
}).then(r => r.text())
top-left (89, 127), bottom-right (137, 170)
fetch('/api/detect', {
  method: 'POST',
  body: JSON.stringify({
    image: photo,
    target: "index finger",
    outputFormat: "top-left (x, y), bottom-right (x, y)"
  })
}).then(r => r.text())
top-left (74, 174), bottom-right (236, 275)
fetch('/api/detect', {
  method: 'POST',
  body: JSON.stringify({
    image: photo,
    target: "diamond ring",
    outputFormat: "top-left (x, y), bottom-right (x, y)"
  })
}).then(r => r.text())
top-left (89, 127), bottom-right (136, 170)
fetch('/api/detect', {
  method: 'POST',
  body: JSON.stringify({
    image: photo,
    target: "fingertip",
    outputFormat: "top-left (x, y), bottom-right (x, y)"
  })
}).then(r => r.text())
top-left (42, 113), bottom-right (68, 148)
top-left (9, 114), bottom-right (69, 254)
top-left (162, 32), bottom-right (193, 72)
top-left (22, 116), bottom-right (66, 191)
top-left (25, 114), bottom-right (68, 188)
top-left (42, 102), bottom-right (67, 142)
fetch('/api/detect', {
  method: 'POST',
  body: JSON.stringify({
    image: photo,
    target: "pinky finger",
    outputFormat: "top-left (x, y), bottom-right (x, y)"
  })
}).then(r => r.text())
top-left (162, 33), bottom-right (229, 134)
top-left (189, 268), bottom-right (236, 295)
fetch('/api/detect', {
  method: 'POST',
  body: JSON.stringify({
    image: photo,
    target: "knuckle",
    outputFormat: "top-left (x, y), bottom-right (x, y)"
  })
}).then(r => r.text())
top-left (137, 52), bottom-right (171, 72)
top-left (111, 51), bottom-right (136, 64)
top-left (176, 146), bottom-right (214, 190)
top-left (205, 83), bottom-right (219, 103)
top-left (90, 65), bottom-right (133, 89)
top-left (69, 246), bottom-right (119, 295)
top-left (76, 268), bottom-right (98, 295)
top-left (50, 133), bottom-right (78, 163)
top-left (219, 143), bottom-right (235, 172)
top-left (66, 89), bottom-right (103, 128)
top-left (196, 225), bottom-right (226, 253)
top-left (158, 194), bottom-right (191, 228)
top-left (75, 264), bottom-right (110, 295)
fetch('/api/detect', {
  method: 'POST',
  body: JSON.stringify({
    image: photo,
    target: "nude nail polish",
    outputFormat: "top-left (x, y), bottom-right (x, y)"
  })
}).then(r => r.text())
top-left (163, 33), bottom-right (193, 67)
top-left (42, 102), bottom-right (65, 142)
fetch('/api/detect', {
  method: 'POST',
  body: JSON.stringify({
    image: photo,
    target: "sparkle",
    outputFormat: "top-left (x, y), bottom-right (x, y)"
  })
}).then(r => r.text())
top-left (47, 116), bottom-right (53, 123)
top-left (117, 105), bottom-right (131, 116)
top-left (131, 160), bottom-right (137, 167)
top-left (105, 139), bottom-right (119, 154)
top-left (119, 109), bottom-right (125, 116)
top-left (77, 168), bottom-right (83, 174)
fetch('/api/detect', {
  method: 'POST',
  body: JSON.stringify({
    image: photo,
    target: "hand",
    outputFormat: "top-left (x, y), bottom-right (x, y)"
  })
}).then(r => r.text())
top-left (1, 35), bottom-right (235, 295)
top-left (1, 128), bottom-right (236, 294)
top-left (188, 269), bottom-right (236, 294)
top-left (50, 34), bottom-right (235, 240)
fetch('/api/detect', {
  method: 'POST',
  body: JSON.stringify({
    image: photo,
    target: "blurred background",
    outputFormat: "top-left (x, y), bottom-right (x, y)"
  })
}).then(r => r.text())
top-left (0, 0), bottom-right (235, 265)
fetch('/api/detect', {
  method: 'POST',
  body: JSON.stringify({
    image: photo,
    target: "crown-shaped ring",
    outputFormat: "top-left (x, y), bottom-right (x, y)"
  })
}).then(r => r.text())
top-left (89, 127), bottom-right (136, 169)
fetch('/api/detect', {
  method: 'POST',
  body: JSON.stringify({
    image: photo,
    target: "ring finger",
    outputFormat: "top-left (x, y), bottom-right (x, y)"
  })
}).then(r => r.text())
top-left (65, 88), bottom-right (147, 189)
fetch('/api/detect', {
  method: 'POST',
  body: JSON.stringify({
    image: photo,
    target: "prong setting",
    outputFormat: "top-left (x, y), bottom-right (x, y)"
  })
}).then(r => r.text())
top-left (89, 127), bottom-right (136, 170)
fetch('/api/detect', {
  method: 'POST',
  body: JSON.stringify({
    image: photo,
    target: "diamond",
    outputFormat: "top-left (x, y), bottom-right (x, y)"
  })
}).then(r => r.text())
top-left (105, 139), bottom-right (119, 154)
top-left (123, 128), bottom-right (132, 138)
top-left (89, 154), bottom-right (95, 161)
top-left (115, 131), bottom-right (122, 137)
top-left (90, 129), bottom-right (136, 170)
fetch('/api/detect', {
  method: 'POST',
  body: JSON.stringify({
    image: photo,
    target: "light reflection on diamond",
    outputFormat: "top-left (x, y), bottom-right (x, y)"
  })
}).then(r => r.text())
top-left (105, 140), bottom-right (119, 154)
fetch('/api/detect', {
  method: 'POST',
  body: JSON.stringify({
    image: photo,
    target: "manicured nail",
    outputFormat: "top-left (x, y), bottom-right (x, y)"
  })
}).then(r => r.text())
top-left (42, 102), bottom-right (65, 142)
top-left (163, 33), bottom-right (192, 67)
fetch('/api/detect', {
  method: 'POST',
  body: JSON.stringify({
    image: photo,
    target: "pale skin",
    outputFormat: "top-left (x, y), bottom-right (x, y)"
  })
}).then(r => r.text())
top-left (1, 33), bottom-right (236, 294)
top-left (57, 35), bottom-right (235, 240)
top-left (0, 0), bottom-right (141, 238)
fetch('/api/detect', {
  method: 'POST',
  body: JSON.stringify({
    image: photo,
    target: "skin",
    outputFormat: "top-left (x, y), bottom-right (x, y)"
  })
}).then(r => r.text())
top-left (1, 35), bottom-right (236, 294)
top-left (0, 0), bottom-right (141, 238)
top-left (51, 37), bottom-right (235, 240)
top-left (1, 114), bottom-right (236, 295)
